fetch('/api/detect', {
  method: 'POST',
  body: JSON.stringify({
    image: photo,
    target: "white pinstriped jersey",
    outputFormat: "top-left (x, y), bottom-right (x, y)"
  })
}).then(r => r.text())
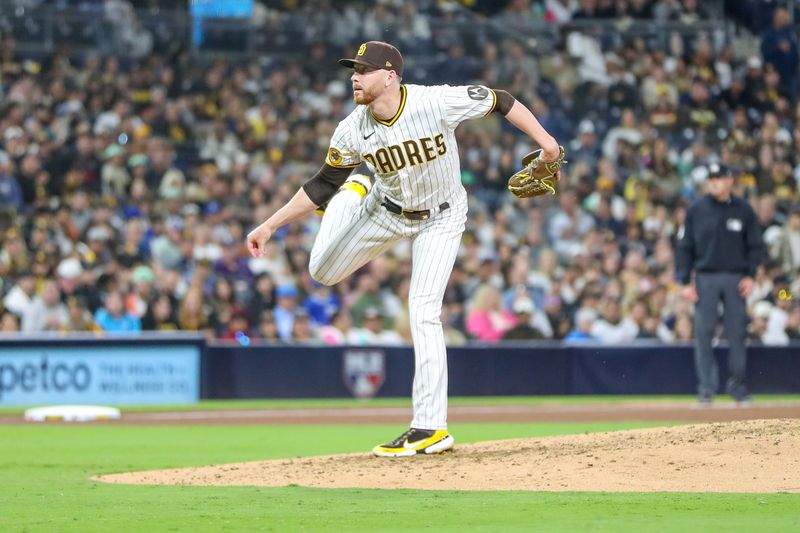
top-left (324, 84), bottom-right (497, 211)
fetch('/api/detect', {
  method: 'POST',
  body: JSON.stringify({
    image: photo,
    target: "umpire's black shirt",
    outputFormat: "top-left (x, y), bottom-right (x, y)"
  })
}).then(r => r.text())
top-left (675, 194), bottom-right (764, 284)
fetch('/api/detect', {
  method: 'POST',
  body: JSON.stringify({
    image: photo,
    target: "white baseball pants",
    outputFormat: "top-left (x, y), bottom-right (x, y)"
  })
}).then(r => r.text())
top-left (309, 188), bottom-right (466, 430)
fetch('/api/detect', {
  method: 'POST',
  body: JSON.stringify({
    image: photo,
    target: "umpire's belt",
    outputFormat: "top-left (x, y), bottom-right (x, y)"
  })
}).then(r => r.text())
top-left (381, 197), bottom-right (449, 221)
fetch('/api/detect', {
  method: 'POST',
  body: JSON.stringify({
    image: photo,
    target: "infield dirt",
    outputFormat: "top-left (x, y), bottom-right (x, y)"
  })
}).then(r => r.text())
top-left (97, 418), bottom-right (800, 492)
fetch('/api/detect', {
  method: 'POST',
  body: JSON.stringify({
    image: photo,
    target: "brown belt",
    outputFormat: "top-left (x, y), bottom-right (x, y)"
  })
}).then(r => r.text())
top-left (381, 197), bottom-right (450, 221)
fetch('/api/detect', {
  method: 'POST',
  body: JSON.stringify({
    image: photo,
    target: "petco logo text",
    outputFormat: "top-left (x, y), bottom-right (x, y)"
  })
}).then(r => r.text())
top-left (0, 345), bottom-right (200, 405)
top-left (0, 357), bottom-right (91, 399)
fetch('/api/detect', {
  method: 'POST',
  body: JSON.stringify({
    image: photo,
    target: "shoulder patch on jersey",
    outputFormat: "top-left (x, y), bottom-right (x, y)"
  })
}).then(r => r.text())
top-left (467, 85), bottom-right (488, 100)
top-left (328, 147), bottom-right (344, 165)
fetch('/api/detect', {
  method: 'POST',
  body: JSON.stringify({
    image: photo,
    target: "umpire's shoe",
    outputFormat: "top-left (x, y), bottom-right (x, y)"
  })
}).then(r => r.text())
top-left (373, 428), bottom-right (454, 457)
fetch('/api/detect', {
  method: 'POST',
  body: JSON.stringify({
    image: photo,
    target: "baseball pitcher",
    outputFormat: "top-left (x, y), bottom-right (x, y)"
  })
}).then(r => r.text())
top-left (247, 41), bottom-right (564, 456)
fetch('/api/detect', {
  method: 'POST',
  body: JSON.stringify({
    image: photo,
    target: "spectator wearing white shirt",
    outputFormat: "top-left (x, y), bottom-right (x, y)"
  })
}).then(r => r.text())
top-left (750, 301), bottom-right (789, 346)
top-left (199, 119), bottom-right (244, 174)
top-left (22, 279), bottom-right (68, 333)
top-left (777, 208), bottom-right (800, 275)
top-left (763, 278), bottom-right (794, 345)
top-left (547, 189), bottom-right (595, 260)
top-left (602, 108), bottom-right (643, 161)
top-left (347, 307), bottom-right (404, 346)
top-left (3, 270), bottom-right (36, 319)
top-left (590, 298), bottom-right (639, 344)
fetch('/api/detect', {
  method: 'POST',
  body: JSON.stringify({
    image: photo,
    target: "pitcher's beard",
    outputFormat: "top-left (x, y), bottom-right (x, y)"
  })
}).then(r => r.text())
top-left (353, 86), bottom-right (379, 105)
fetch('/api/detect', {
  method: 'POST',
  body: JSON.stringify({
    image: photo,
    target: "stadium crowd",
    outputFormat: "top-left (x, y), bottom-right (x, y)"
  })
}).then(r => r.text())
top-left (1, 0), bottom-right (799, 345)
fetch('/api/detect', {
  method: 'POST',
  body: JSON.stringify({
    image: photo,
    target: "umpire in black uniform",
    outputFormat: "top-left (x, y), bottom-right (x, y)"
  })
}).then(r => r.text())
top-left (675, 163), bottom-right (764, 404)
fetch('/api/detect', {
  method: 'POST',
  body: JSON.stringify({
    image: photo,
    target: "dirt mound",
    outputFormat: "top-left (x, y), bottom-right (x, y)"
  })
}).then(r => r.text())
top-left (96, 419), bottom-right (800, 492)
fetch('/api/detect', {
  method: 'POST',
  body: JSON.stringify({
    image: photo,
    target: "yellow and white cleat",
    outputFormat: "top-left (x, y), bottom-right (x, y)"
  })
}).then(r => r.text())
top-left (372, 428), bottom-right (454, 457)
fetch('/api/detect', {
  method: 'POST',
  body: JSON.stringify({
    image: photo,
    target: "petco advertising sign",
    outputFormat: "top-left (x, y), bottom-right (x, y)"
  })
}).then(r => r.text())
top-left (0, 346), bottom-right (200, 406)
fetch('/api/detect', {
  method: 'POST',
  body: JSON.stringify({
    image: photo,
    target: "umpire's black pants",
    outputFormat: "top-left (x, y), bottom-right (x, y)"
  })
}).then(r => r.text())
top-left (693, 272), bottom-right (750, 400)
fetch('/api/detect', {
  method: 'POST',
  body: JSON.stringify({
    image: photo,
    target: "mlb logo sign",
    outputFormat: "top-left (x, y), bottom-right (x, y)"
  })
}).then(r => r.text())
top-left (342, 349), bottom-right (385, 399)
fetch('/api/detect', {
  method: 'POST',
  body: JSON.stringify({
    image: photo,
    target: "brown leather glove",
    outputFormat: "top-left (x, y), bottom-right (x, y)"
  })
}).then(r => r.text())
top-left (508, 145), bottom-right (567, 198)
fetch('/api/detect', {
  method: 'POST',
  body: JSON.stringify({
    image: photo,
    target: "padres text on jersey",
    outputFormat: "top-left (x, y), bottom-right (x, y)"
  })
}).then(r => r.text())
top-left (324, 84), bottom-right (497, 211)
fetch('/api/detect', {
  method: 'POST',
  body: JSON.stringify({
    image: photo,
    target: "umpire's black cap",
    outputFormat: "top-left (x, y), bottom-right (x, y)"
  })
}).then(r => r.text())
top-left (339, 41), bottom-right (404, 77)
top-left (707, 163), bottom-right (733, 179)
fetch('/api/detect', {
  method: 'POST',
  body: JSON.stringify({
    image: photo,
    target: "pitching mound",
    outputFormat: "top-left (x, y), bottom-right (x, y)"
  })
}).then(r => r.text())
top-left (96, 419), bottom-right (800, 492)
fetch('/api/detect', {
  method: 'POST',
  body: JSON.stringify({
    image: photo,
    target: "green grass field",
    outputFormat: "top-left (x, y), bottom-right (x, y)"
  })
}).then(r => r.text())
top-left (1, 398), bottom-right (799, 532)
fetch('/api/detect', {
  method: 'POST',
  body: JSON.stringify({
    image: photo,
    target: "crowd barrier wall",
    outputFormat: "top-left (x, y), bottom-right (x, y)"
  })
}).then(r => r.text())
top-left (1, 336), bottom-right (797, 406)
top-left (202, 342), bottom-right (800, 399)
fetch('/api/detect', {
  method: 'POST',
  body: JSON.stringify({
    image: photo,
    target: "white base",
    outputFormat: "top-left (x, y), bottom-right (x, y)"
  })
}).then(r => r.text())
top-left (24, 405), bottom-right (121, 422)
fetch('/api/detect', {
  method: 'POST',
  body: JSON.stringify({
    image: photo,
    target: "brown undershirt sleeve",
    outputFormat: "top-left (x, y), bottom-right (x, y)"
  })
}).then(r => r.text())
top-left (492, 89), bottom-right (515, 116)
top-left (301, 163), bottom-right (355, 206)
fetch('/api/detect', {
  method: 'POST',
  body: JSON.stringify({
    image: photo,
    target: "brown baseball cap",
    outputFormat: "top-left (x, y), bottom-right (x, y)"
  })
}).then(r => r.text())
top-left (339, 41), bottom-right (404, 77)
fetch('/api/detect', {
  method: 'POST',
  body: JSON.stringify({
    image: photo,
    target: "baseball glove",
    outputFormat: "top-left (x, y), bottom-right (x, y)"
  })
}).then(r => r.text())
top-left (507, 145), bottom-right (567, 198)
